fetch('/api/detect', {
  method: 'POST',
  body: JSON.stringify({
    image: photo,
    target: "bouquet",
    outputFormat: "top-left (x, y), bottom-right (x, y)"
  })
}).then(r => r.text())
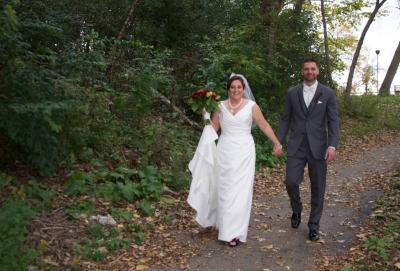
top-left (189, 89), bottom-right (220, 120)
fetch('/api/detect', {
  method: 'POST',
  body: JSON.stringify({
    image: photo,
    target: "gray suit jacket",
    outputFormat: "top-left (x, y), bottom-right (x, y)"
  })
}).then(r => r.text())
top-left (277, 83), bottom-right (339, 160)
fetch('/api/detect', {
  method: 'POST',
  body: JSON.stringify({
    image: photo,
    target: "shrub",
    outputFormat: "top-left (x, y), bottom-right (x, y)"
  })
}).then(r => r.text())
top-left (0, 199), bottom-right (38, 271)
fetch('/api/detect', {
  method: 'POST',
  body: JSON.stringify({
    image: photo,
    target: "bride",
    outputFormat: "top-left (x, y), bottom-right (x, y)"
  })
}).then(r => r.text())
top-left (188, 74), bottom-right (282, 247)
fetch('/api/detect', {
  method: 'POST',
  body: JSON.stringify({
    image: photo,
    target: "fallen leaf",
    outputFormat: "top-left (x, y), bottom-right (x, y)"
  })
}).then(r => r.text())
top-left (276, 259), bottom-right (285, 266)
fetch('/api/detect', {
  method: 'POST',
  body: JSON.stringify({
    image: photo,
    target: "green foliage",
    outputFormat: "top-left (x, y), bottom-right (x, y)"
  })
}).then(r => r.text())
top-left (340, 168), bottom-right (400, 270)
top-left (1, 0), bottom-right (340, 178)
top-left (0, 173), bottom-right (58, 271)
top-left (0, 1), bottom-right (177, 176)
top-left (253, 108), bottom-right (284, 168)
top-left (118, 181), bottom-right (142, 202)
top-left (161, 214), bottom-right (173, 224)
top-left (66, 200), bottom-right (95, 219)
top-left (132, 231), bottom-right (146, 245)
top-left (339, 96), bottom-right (400, 141)
top-left (0, 172), bottom-right (15, 188)
top-left (138, 123), bottom-right (195, 192)
top-left (64, 166), bottom-right (163, 203)
top-left (1, 0), bottom-right (371, 178)
top-left (87, 223), bottom-right (119, 239)
top-left (0, 1), bottom-right (82, 175)
top-left (0, 199), bottom-right (38, 271)
top-left (106, 238), bottom-right (130, 251)
top-left (137, 201), bottom-right (155, 217)
top-left (343, 95), bottom-right (380, 118)
top-left (74, 223), bottom-right (129, 262)
top-left (17, 180), bottom-right (55, 212)
top-left (111, 208), bottom-right (133, 221)
top-left (74, 244), bottom-right (106, 262)
top-left (126, 224), bottom-right (145, 245)
top-left (138, 166), bottom-right (163, 201)
top-left (64, 171), bottom-right (96, 196)
top-left (393, 178), bottom-right (400, 189)
top-left (362, 236), bottom-right (392, 261)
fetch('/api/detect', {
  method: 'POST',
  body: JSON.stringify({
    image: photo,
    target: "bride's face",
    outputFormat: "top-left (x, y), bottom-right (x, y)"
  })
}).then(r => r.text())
top-left (228, 80), bottom-right (244, 100)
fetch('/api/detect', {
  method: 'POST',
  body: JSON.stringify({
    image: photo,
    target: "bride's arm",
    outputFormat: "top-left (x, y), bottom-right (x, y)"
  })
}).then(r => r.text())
top-left (252, 104), bottom-right (282, 155)
top-left (211, 107), bottom-right (220, 131)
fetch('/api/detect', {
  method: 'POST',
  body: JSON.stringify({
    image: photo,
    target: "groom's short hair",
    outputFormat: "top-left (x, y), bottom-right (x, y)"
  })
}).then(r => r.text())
top-left (303, 58), bottom-right (319, 67)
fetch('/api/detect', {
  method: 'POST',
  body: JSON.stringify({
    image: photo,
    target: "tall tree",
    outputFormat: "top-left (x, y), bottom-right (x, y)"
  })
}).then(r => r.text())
top-left (106, 0), bottom-right (140, 80)
top-left (294, 0), bottom-right (306, 15)
top-left (261, 0), bottom-right (285, 58)
top-left (320, 0), bottom-right (333, 86)
top-left (379, 40), bottom-right (400, 95)
top-left (344, 0), bottom-right (387, 103)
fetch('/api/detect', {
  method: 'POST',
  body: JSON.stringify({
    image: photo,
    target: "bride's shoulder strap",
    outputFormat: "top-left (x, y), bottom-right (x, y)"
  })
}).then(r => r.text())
top-left (248, 99), bottom-right (256, 107)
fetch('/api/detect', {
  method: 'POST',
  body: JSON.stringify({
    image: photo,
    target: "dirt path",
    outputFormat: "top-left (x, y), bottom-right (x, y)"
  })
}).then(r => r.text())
top-left (153, 139), bottom-right (400, 271)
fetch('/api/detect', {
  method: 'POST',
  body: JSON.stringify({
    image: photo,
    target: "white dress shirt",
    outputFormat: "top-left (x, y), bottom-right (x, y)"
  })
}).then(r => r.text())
top-left (303, 81), bottom-right (318, 108)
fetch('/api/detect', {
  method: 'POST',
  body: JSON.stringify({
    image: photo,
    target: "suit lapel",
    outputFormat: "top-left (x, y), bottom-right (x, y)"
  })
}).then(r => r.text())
top-left (307, 83), bottom-right (323, 115)
top-left (297, 85), bottom-right (308, 116)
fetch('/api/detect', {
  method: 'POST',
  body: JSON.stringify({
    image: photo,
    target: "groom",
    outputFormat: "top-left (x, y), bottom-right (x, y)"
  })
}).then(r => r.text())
top-left (276, 58), bottom-right (339, 241)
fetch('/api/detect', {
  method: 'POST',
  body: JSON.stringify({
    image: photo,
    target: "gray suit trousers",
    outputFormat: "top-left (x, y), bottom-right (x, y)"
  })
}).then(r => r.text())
top-left (285, 136), bottom-right (327, 231)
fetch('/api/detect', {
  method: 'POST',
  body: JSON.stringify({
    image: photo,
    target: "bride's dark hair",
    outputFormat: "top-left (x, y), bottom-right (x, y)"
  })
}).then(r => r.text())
top-left (227, 75), bottom-right (245, 90)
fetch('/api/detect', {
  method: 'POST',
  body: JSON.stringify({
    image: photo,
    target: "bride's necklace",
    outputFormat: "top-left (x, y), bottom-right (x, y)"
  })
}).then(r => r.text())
top-left (228, 98), bottom-right (243, 113)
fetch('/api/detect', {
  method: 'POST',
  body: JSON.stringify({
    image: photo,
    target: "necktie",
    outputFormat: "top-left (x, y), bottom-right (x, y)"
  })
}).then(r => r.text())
top-left (304, 87), bottom-right (313, 107)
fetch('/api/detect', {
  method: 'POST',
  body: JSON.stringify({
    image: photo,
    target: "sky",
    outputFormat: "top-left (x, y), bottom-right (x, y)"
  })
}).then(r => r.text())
top-left (339, 0), bottom-right (400, 94)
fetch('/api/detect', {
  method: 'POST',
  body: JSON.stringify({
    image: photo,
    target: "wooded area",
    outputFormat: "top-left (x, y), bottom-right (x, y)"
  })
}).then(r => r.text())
top-left (0, 1), bottom-right (399, 270)
top-left (3, 0), bottom-right (397, 176)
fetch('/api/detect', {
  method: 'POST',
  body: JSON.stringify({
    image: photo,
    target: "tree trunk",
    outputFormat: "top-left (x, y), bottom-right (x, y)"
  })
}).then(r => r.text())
top-left (117, 0), bottom-right (140, 40)
top-left (344, 0), bottom-right (387, 104)
top-left (320, 0), bottom-right (333, 86)
top-left (106, 0), bottom-right (140, 79)
top-left (150, 89), bottom-right (202, 131)
top-left (379, 40), bottom-right (400, 95)
top-left (261, 0), bottom-right (285, 58)
top-left (294, 0), bottom-right (305, 15)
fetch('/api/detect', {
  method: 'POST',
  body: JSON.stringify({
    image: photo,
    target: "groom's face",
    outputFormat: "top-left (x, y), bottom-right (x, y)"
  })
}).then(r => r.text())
top-left (301, 62), bottom-right (319, 82)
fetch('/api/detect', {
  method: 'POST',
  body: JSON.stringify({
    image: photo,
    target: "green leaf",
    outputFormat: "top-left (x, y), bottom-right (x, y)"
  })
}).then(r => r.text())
top-left (137, 201), bottom-right (155, 216)
top-left (111, 208), bottom-right (133, 221)
top-left (0, 173), bottom-right (15, 187)
top-left (116, 181), bottom-right (141, 202)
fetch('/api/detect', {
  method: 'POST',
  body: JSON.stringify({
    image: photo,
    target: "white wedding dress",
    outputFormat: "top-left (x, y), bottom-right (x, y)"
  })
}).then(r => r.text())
top-left (188, 100), bottom-right (256, 243)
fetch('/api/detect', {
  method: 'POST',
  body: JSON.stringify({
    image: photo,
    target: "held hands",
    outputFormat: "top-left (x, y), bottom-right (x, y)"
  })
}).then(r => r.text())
top-left (273, 143), bottom-right (283, 157)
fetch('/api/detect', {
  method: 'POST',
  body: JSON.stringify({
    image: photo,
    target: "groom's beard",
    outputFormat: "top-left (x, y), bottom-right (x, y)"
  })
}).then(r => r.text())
top-left (303, 75), bottom-right (317, 83)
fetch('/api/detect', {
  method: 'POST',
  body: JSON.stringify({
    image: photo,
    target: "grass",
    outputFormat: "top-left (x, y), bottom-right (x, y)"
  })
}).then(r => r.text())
top-left (338, 95), bottom-right (400, 142)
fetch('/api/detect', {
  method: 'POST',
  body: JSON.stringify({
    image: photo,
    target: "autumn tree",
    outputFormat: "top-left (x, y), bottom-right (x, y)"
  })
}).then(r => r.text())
top-left (345, 0), bottom-right (387, 102)
top-left (379, 40), bottom-right (400, 95)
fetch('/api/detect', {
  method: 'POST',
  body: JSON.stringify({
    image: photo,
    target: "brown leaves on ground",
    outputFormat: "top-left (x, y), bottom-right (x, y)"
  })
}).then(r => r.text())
top-left (27, 123), bottom-right (400, 270)
top-left (314, 166), bottom-right (400, 271)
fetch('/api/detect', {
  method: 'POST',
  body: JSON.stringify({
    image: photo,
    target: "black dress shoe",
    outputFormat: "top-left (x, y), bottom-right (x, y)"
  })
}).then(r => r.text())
top-left (309, 230), bottom-right (320, 241)
top-left (291, 213), bottom-right (301, 228)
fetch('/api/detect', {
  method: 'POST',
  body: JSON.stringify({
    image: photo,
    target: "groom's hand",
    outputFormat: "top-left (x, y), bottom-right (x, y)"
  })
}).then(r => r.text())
top-left (325, 147), bottom-right (336, 163)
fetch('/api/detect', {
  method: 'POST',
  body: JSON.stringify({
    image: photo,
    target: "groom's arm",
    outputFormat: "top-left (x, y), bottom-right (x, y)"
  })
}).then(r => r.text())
top-left (326, 89), bottom-right (339, 149)
top-left (277, 91), bottom-right (292, 144)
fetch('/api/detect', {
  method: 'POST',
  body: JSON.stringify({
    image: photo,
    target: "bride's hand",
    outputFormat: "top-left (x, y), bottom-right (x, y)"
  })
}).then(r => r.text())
top-left (202, 108), bottom-right (211, 120)
top-left (273, 143), bottom-right (283, 157)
